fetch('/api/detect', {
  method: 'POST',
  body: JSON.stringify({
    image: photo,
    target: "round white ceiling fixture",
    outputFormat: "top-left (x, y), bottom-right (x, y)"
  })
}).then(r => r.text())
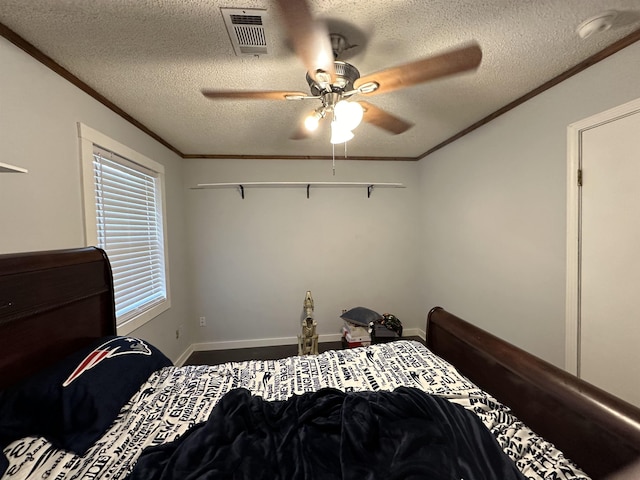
top-left (576, 11), bottom-right (618, 39)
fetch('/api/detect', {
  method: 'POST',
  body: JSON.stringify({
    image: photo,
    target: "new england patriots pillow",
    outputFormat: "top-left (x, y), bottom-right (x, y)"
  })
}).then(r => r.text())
top-left (0, 336), bottom-right (172, 457)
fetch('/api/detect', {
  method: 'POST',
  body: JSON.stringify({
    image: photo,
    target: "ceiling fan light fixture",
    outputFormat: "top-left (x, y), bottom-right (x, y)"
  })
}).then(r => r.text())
top-left (304, 109), bottom-right (324, 131)
top-left (330, 120), bottom-right (354, 144)
top-left (334, 100), bottom-right (363, 131)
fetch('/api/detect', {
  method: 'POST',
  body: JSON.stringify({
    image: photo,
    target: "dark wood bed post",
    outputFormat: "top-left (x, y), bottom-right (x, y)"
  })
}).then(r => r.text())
top-left (426, 306), bottom-right (640, 479)
top-left (0, 247), bottom-right (116, 390)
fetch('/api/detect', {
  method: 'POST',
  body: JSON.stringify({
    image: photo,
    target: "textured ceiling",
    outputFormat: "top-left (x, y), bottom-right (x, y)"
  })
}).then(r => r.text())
top-left (1, 1), bottom-right (639, 159)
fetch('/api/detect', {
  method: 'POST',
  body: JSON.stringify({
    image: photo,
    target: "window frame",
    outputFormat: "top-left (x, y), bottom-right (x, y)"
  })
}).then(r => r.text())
top-left (79, 123), bottom-right (171, 335)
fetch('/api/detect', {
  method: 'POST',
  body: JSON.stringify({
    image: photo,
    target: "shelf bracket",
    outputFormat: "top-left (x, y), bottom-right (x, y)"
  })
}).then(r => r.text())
top-left (367, 185), bottom-right (374, 198)
top-left (238, 184), bottom-right (245, 199)
top-left (307, 184), bottom-right (311, 199)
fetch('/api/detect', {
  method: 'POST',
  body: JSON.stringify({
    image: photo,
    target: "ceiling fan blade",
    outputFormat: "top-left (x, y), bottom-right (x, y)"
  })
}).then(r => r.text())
top-left (354, 42), bottom-right (482, 96)
top-left (275, 0), bottom-right (335, 83)
top-left (359, 101), bottom-right (413, 135)
top-left (202, 90), bottom-right (308, 100)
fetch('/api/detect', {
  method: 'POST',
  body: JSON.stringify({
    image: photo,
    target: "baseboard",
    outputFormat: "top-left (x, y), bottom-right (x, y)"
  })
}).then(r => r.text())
top-left (412, 327), bottom-right (426, 341)
top-left (174, 343), bottom-right (195, 367)
top-left (190, 332), bottom-right (343, 353)
top-left (174, 328), bottom-right (426, 367)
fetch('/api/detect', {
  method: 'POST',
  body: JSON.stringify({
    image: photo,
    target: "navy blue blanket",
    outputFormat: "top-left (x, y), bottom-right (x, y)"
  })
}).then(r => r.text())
top-left (128, 387), bottom-right (525, 480)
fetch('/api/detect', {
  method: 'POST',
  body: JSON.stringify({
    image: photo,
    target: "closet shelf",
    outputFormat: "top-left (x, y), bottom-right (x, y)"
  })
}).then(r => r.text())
top-left (191, 181), bottom-right (405, 199)
top-left (0, 162), bottom-right (28, 173)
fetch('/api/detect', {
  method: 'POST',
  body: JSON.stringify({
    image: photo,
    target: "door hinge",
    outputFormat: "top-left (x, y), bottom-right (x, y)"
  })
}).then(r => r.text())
top-left (577, 169), bottom-right (583, 187)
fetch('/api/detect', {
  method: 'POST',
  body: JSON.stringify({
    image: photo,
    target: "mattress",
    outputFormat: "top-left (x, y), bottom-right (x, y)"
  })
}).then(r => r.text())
top-left (2, 340), bottom-right (589, 480)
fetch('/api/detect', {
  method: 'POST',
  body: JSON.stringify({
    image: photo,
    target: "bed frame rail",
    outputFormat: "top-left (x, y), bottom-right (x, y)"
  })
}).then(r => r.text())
top-left (427, 306), bottom-right (640, 479)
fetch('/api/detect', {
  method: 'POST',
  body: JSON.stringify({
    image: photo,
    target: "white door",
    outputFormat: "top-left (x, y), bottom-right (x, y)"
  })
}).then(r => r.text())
top-left (567, 99), bottom-right (640, 407)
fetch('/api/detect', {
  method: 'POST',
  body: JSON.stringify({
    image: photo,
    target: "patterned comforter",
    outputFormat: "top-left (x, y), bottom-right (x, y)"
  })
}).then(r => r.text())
top-left (2, 341), bottom-right (589, 480)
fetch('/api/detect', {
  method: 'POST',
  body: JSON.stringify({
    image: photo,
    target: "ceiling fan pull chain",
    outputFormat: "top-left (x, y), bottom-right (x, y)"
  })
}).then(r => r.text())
top-left (332, 143), bottom-right (336, 176)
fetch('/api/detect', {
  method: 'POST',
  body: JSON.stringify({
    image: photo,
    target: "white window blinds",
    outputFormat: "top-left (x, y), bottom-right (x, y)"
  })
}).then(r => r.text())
top-left (92, 146), bottom-right (167, 325)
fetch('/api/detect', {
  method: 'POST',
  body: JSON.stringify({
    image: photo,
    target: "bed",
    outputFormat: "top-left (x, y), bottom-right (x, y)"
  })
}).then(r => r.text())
top-left (1, 247), bottom-right (639, 479)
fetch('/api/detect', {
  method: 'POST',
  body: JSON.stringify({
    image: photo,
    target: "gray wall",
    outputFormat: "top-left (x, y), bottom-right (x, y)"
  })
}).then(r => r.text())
top-left (418, 41), bottom-right (640, 366)
top-left (183, 158), bottom-right (422, 346)
top-left (0, 36), bottom-right (190, 362)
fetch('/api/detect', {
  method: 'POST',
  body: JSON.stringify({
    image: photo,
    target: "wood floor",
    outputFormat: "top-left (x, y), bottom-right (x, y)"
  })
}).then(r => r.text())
top-left (184, 336), bottom-right (424, 365)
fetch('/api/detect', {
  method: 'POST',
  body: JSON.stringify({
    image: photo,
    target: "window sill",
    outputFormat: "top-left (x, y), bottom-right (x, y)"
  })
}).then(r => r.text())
top-left (117, 299), bottom-right (171, 335)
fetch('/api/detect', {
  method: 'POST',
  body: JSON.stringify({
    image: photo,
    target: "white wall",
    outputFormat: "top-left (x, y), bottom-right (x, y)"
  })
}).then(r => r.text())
top-left (0, 37), bottom-right (190, 362)
top-left (184, 158), bottom-right (422, 346)
top-left (418, 41), bottom-right (640, 367)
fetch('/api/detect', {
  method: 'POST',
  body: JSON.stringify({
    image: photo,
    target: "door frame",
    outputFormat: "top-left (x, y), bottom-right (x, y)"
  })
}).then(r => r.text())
top-left (565, 97), bottom-right (640, 375)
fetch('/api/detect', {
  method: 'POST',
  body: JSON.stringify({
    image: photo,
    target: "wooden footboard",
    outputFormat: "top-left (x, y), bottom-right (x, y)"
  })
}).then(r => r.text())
top-left (426, 306), bottom-right (640, 479)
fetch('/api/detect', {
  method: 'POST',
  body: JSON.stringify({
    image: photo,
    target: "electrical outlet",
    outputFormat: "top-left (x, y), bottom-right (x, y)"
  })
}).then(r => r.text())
top-left (199, 316), bottom-right (206, 327)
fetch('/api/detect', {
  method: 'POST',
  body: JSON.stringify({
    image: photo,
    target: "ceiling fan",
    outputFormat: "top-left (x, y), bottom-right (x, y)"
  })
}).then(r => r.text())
top-left (201, 0), bottom-right (482, 144)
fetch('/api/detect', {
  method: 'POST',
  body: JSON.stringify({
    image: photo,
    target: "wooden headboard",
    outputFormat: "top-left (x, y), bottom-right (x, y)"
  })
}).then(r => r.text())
top-left (0, 247), bottom-right (116, 390)
top-left (427, 306), bottom-right (640, 479)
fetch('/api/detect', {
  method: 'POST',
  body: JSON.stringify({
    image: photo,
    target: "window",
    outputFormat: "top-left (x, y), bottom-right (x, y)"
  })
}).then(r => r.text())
top-left (79, 124), bottom-right (170, 334)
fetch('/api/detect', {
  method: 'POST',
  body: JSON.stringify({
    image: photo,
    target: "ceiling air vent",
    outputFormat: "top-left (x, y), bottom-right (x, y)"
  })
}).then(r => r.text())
top-left (221, 7), bottom-right (268, 56)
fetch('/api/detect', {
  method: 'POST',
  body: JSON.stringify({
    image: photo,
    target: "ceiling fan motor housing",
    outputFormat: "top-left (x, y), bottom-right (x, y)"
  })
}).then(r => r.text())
top-left (306, 61), bottom-right (360, 96)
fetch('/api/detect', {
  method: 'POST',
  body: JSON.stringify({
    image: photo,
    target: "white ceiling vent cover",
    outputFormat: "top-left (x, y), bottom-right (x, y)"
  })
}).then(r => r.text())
top-left (221, 8), bottom-right (268, 56)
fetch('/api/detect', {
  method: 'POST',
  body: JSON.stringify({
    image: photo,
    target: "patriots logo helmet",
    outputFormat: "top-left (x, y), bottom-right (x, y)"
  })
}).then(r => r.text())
top-left (63, 337), bottom-right (152, 387)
